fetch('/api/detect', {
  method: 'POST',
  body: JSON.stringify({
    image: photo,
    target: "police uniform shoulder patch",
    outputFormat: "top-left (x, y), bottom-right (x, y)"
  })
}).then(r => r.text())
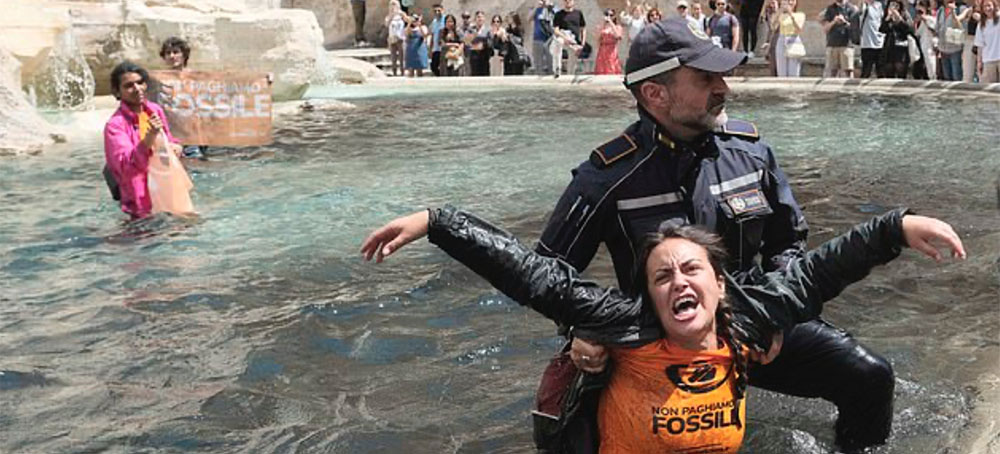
top-left (720, 120), bottom-right (760, 140)
top-left (590, 134), bottom-right (638, 168)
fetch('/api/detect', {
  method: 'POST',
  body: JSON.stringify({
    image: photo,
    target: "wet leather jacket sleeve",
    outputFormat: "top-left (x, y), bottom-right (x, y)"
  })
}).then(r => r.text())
top-left (735, 207), bottom-right (910, 335)
top-left (428, 205), bottom-right (910, 349)
top-left (428, 205), bottom-right (660, 344)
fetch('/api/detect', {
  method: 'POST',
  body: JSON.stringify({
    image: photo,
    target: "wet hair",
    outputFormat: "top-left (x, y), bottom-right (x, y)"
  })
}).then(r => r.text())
top-left (159, 36), bottom-right (191, 67)
top-left (633, 223), bottom-right (749, 401)
top-left (109, 61), bottom-right (149, 100)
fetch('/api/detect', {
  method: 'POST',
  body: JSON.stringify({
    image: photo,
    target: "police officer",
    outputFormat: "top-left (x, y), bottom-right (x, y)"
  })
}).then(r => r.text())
top-left (536, 17), bottom-right (893, 453)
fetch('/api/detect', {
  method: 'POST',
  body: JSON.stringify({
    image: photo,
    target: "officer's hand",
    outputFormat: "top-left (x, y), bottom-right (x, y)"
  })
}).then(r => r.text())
top-left (901, 214), bottom-right (967, 262)
top-left (747, 331), bottom-right (783, 365)
top-left (361, 210), bottom-right (430, 263)
top-left (570, 337), bottom-right (608, 374)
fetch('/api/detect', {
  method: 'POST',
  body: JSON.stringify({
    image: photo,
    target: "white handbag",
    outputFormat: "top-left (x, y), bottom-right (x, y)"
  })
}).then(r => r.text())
top-left (945, 27), bottom-right (965, 46)
top-left (786, 38), bottom-right (807, 58)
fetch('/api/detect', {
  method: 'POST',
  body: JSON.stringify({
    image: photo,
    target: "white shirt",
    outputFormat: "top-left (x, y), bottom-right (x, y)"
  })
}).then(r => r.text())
top-left (622, 14), bottom-right (647, 40)
top-left (860, 1), bottom-right (886, 49)
top-left (975, 17), bottom-right (1000, 63)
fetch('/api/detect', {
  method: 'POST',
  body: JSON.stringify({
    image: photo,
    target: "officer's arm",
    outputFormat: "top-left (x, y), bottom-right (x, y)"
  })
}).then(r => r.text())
top-left (535, 164), bottom-right (607, 273)
top-left (759, 142), bottom-right (808, 272)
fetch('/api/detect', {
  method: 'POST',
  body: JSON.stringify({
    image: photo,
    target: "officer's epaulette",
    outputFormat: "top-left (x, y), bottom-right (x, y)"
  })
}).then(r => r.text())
top-left (590, 134), bottom-right (638, 168)
top-left (719, 119), bottom-right (760, 140)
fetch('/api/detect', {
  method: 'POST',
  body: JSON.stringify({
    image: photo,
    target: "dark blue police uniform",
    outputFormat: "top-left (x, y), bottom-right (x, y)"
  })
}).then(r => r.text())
top-left (535, 112), bottom-right (893, 452)
top-left (537, 111), bottom-right (806, 293)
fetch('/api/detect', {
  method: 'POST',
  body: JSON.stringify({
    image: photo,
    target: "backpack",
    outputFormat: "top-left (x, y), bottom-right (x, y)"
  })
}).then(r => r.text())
top-left (509, 34), bottom-right (532, 67)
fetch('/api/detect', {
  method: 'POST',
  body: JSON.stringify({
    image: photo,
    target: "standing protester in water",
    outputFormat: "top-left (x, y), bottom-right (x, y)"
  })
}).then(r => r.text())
top-left (159, 37), bottom-right (207, 159)
top-left (535, 17), bottom-right (895, 453)
top-left (361, 206), bottom-right (964, 453)
top-left (103, 61), bottom-right (182, 219)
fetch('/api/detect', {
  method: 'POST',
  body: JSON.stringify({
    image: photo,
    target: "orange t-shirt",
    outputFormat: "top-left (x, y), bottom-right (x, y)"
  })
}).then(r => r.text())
top-left (598, 339), bottom-right (746, 454)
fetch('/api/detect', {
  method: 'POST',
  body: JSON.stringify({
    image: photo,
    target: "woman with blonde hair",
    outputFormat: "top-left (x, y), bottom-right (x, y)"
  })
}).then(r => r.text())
top-left (771, 0), bottom-right (807, 76)
top-left (385, 0), bottom-right (409, 76)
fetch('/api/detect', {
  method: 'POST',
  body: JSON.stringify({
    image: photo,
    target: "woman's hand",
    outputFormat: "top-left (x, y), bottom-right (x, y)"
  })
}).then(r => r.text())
top-left (901, 214), bottom-right (967, 262)
top-left (570, 337), bottom-right (608, 374)
top-left (360, 210), bottom-right (430, 263)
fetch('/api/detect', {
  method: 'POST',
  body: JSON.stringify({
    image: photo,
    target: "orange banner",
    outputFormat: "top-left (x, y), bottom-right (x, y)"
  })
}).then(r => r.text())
top-left (150, 71), bottom-right (272, 147)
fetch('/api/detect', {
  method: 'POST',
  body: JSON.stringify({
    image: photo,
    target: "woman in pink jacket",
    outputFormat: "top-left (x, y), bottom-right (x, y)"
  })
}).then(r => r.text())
top-left (103, 61), bottom-right (181, 219)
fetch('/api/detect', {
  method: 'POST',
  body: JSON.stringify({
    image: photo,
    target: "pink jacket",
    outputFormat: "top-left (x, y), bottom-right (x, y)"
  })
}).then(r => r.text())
top-left (103, 100), bottom-right (178, 218)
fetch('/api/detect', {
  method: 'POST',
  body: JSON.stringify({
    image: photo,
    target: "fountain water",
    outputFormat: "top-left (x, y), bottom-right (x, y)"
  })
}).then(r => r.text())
top-left (23, 28), bottom-right (96, 110)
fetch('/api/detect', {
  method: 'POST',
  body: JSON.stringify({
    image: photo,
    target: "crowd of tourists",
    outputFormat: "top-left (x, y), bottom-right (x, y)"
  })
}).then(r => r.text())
top-left (818, 0), bottom-right (999, 82)
top-left (361, 0), bottom-right (999, 82)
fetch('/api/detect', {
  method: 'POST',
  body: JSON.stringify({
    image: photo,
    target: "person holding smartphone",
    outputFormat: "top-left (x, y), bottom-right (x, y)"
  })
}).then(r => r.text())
top-left (594, 8), bottom-right (624, 74)
top-left (880, 0), bottom-right (915, 78)
top-left (772, 0), bottom-right (807, 76)
top-left (404, 15), bottom-right (430, 77)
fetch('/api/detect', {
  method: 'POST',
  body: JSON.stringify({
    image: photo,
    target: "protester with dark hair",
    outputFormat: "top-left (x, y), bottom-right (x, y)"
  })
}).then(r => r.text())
top-left (362, 206), bottom-right (964, 454)
top-left (157, 37), bottom-right (209, 159)
top-left (880, 0), bottom-right (915, 78)
top-left (159, 37), bottom-right (191, 70)
top-left (103, 61), bottom-right (182, 219)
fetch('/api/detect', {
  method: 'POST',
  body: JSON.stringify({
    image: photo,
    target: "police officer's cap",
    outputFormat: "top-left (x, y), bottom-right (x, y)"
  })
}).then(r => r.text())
top-left (624, 17), bottom-right (747, 86)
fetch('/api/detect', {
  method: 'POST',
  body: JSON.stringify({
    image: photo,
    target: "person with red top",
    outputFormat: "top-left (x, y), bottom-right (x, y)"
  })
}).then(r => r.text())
top-left (102, 61), bottom-right (182, 219)
top-left (594, 8), bottom-right (624, 74)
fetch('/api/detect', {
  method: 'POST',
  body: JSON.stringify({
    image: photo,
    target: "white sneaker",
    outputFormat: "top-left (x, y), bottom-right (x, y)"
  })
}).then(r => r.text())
top-left (747, 51), bottom-right (755, 58)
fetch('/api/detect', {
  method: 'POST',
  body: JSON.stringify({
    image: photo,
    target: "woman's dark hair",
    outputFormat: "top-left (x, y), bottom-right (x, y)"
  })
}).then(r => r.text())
top-left (491, 14), bottom-right (503, 25)
top-left (159, 36), bottom-right (191, 67)
top-left (508, 12), bottom-right (523, 31)
top-left (444, 13), bottom-right (457, 28)
top-left (633, 223), bottom-right (749, 401)
top-left (647, 7), bottom-right (662, 22)
top-left (109, 61), bottom-right (149, 100)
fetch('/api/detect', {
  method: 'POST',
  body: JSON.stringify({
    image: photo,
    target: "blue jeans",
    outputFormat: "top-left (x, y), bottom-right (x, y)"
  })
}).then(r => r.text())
top-left (941, 51), bottom-right (963, 81)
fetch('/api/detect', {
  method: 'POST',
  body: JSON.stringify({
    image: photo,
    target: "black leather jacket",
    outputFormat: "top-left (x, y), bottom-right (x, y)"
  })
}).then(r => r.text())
top-left (428, 205), bottom-right (909, 351)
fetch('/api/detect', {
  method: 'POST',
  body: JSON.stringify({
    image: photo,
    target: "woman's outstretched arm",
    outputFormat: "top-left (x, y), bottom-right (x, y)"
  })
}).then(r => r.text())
top-left (361, 206), bottom-right (659, 344)
top-left (735, 209), bottom-right (966, 333)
